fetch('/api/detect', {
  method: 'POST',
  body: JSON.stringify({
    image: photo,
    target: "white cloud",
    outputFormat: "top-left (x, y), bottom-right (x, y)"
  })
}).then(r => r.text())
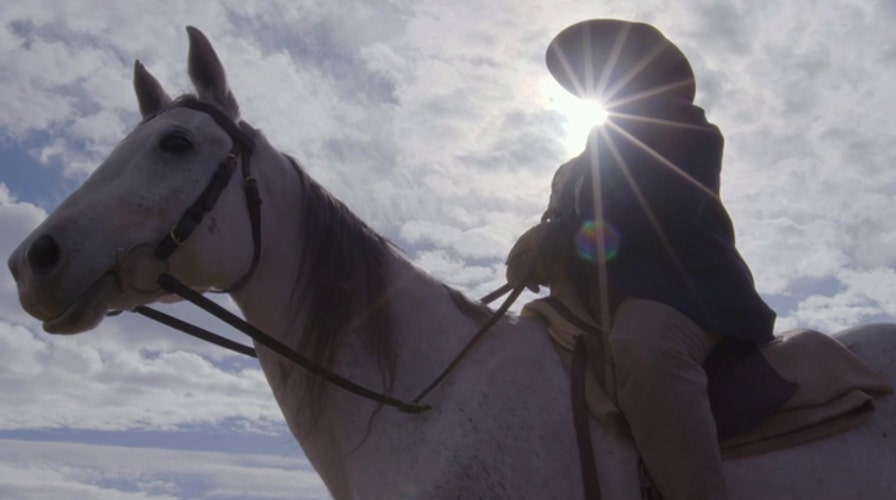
top-left (0, 317), bottom-right (285, 432)
top-left (838, 267), bottom-right (896, 311)
top-left (411, 250), bottom-right (499, 289)
top-left (0, 439), bottom-right (328, 500)
top-left (781, 291), bottom-right (880, 334)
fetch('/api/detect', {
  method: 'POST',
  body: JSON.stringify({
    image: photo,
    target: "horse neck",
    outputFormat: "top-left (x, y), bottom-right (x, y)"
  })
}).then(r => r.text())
top-left (227, 143), bottom-right (482, 487)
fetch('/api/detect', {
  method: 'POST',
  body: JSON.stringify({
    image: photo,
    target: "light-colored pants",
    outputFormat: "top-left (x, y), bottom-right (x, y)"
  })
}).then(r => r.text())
top-left (609, 299), bottom-right (727, 500)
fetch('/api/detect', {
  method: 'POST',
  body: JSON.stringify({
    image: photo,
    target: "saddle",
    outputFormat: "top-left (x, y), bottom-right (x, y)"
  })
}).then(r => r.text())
top-left (522, 296), bottom-right (894, 458)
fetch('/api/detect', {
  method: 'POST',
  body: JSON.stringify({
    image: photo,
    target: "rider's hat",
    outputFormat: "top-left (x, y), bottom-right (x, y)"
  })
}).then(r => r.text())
top-left (546, 19), bottom-right (696, 103)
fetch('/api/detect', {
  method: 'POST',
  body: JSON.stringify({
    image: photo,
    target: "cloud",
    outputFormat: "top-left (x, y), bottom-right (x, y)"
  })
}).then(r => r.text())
top-left (781, 284), bottom-right (888, 334)
top-left (411, 250), bottom-right (501, 291)
top-left (0, 317), bottom-right (285, 432)
top-left (0, 439), bottom-right (327, 500)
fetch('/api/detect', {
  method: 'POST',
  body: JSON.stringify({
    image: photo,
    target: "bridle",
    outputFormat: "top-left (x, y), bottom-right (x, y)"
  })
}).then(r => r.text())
top-left (153, 99), bottom-right (261, 293)
top-left (115, 99), bottom-right (602, 498)
top-left (115, 98), bottom-right (525, 414)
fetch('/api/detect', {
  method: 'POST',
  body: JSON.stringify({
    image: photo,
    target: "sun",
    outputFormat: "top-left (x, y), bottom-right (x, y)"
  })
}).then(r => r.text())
top-left (575, 99), bottom-right (609, 128)
top-left (542, 77), bottom-right (609, 154)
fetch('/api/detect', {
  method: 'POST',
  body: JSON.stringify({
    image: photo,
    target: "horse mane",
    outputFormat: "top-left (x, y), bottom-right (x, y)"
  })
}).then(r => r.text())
top-left (156, 96), bottom-right (396, 418)
top-left (284, 155), bottom-right (396, 417)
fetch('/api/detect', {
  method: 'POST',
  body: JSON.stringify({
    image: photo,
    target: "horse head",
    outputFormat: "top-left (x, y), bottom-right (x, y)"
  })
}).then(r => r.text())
top-left (8, 27), bottom-right (258, 334)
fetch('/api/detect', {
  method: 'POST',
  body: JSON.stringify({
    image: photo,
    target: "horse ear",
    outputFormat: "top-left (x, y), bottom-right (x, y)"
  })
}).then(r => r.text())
top-left (133, 60), bottom-right (172, 118)
top-left (186, 26), bottom-right (240, 119)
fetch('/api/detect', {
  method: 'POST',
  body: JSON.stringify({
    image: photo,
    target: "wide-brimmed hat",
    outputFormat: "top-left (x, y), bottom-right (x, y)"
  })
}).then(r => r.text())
top-left (546, 19), bottom-right (696, 103)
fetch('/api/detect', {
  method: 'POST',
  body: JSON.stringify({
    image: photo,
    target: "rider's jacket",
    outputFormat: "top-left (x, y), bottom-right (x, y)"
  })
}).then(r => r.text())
top-left (547, 96), bottom-right (775, 344)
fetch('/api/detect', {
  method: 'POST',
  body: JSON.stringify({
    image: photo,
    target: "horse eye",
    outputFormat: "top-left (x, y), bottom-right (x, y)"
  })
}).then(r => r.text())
top-left (159, 131), bottom-right (193, 154)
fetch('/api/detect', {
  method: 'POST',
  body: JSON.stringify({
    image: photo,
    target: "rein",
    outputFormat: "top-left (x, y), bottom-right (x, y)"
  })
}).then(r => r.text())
top-left (117, 98), bottom-right (526, 414)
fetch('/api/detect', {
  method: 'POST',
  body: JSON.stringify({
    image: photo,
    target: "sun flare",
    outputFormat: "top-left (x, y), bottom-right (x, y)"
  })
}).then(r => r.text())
top-left (542, 77), bottom-right (609, 154)
top-left (575, 99), bottom-right (609, 126)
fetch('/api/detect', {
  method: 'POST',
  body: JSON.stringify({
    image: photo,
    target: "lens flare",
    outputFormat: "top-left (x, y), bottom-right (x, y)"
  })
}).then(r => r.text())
top-left (579, 99), bottom-right (609, 126)
top-left (562, 96), bottom-right (608, 141)
top-left (575, 220), bottom-right (620, 262)
top-left (543, 77), bottom-right (610, 154)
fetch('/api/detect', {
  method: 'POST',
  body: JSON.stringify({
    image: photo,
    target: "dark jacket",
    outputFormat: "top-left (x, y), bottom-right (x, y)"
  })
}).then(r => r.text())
top-left (550, 96), bottom-right (775, 344)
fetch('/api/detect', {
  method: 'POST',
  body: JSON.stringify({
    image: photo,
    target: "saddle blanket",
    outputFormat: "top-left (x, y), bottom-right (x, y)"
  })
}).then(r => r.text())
top-left (522, 297), bottom-right (894, 458)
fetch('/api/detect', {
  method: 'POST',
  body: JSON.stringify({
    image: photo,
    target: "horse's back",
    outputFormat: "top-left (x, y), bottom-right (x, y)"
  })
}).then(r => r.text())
top-left (725, 324), bottom-right (896, 499)
top-left (834, 323), bottom-right (896, 374)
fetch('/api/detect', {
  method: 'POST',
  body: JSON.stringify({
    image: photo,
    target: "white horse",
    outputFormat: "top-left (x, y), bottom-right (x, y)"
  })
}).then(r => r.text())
top-left (8, 27), bottom-right (896, 499)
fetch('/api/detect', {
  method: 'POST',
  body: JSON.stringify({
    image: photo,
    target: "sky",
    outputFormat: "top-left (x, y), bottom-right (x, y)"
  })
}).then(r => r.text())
top-left (1, 0), bottom-right (895, 498)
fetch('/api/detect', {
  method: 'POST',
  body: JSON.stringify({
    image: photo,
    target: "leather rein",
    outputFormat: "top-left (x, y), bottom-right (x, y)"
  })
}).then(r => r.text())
top-left (115, 98), bottom-right (525, 414)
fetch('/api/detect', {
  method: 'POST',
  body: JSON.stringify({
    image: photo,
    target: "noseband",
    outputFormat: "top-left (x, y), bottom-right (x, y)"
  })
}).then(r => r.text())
top-left (117, 98), bottom-right (527, 415)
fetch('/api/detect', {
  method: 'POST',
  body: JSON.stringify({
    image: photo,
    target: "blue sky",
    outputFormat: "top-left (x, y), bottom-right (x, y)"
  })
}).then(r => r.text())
top-left (2, 0), bottom-right (896, 498)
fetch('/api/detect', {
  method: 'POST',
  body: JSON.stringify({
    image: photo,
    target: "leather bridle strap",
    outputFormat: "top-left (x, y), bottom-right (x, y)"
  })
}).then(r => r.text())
top-left (143, 273), bottom-right (432, 413)
top-left (134, 304), bottom-right (256, 357)
top-left (134, 277), bottom-right (521, 414)
top-left (409, 283), bottom-right (526, 404)
top-left (154, 156), bottom-right (238, 260)
top-left (153, 98), bottom-right (261, 293)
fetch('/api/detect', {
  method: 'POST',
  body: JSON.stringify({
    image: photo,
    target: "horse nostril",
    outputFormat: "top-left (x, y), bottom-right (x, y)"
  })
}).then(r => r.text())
top-left (27, 234), bottom-right (62, 276)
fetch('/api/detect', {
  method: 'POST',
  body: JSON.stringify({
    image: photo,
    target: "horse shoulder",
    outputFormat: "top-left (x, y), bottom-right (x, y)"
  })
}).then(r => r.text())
top-left (418, 315), bottom-right (581, 498)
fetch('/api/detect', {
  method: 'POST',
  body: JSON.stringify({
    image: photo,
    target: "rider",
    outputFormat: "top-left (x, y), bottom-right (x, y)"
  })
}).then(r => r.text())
top-left (508, 20), bottom-right (776, 499)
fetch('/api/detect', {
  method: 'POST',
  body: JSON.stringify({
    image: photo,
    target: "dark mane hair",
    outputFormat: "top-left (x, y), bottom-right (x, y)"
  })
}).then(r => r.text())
top-left (284, 155), bottom-right (396, 417)
top-left (156, 97), bottom-right (396, 420)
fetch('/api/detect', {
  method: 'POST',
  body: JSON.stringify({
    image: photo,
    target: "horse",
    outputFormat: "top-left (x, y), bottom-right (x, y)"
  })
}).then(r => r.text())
top-left (8, 27), bottom-right (896, 499)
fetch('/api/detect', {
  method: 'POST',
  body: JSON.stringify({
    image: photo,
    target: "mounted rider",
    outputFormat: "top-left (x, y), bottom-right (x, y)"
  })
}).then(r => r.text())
top-left (507, 19), bottom-right (776, 499)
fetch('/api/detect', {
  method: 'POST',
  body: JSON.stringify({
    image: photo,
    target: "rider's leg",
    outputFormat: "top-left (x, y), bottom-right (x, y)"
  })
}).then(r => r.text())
top-left (609, 298), bottom-right (727, 500)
